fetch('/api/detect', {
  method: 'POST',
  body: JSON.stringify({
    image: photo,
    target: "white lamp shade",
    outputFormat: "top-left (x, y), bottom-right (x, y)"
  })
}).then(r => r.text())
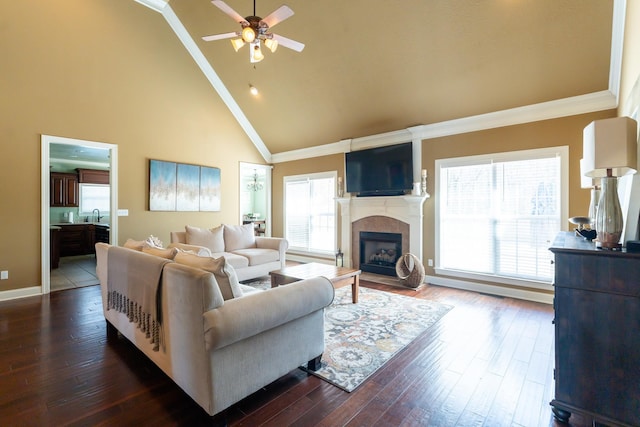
top-left (250, 43), bottom-right (264, 63)
top-left (582, 116), bottom-right (638, 178)
top-left (230, 38), bottom-right (245, 52)
top-left (264, 38), bottom-right (278, 53)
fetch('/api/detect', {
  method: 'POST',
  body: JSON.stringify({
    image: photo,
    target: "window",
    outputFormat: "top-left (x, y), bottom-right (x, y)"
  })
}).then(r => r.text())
top-left (436, 147), bottom-right (567, 286)
top-left (79, 184), bottom-right (110, 217)
top-left (284, 172), bottom-right (336, 255)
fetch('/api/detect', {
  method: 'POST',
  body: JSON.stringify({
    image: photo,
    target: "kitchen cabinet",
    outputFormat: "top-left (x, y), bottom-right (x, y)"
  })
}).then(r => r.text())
top-left (57, 224), bottom-right (109, 257)
top-left (50, 226), bottom-right (61, 269)
top-left (77, 168), bottom-right (109, 184)
top-left (50, 172), bottom-right (78, 207)
top-left (59, 224), bottom-right (94, 256)
top-left (549, 232), bottom-right (640, 427)
top-left (94, 224), bottom-right (110, 244)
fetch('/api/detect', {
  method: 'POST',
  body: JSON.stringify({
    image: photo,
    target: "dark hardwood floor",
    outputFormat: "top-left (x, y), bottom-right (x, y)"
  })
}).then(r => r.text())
top-left (0, 281), bottom-right (593, 426)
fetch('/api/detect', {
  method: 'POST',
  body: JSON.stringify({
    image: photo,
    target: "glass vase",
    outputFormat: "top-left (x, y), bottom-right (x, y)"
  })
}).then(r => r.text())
top-left (595, 177), bottom-right (623, 249)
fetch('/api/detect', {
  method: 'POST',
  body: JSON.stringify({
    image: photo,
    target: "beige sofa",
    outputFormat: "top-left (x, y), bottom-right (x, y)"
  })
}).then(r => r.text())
top-left (95, 242), bottom-right (334, 417)
top-left (169, 224), bottom-right (288, 282)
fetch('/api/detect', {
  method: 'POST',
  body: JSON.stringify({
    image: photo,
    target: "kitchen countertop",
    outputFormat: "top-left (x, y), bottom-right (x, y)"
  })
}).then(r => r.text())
top-left (52, 222), bottom-right (110, 228)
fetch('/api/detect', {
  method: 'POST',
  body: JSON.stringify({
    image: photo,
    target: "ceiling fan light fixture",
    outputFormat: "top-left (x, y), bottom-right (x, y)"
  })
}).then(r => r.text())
top-left (264, 38), bottom-right (278, 53)
top-left (203, 1), bottom-right (303, 63)
top-left (241, 26), bottom-right (256, 43)
top-left (230, 37), bottom-right (245, 52)
top-left (250, 43), bottom-right (264, 63)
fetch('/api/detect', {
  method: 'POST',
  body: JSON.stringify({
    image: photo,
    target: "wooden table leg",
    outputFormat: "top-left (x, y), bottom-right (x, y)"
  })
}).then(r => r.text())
top-left (351, 275), bottom-right (359, 303)
top-left (270, 274), bottom-right (279, 288)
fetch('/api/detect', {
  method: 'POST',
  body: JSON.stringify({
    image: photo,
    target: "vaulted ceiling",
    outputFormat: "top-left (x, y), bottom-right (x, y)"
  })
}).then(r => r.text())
top-left (144, 0), bottom-right (615, 157)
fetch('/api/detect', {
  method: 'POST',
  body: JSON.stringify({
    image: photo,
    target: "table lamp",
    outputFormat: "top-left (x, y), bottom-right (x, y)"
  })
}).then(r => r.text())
top-left (583, 117), bottom-right (638, 249)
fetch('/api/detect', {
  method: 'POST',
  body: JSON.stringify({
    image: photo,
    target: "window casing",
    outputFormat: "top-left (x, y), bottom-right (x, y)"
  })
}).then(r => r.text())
top-left (435, 147), bottom-right (568, 288)
top-left (284, 172), bottom-right (336, 255)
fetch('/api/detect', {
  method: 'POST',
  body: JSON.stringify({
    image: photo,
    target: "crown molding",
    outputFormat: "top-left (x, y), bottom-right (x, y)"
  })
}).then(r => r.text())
top-left (350, 129), bottom-right (413, 151)
top-left (414, 90), bottom-right (617, 140)
top-left (271, 139), bottom-right (351, 164)
top-left (134, 0), bottom-right (168, 13)
top-left (609, 0), bottom-right (627, 104)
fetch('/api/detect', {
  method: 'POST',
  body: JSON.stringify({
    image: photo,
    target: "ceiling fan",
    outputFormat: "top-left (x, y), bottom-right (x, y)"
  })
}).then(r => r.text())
top-left (202, 0), bottom-right (305, 63)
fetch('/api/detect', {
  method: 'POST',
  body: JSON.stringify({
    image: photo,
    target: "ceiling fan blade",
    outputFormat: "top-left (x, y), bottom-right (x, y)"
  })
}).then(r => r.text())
top-left (272, 34), bottom-right (305, 52)
top-left (261, 5), bottom-right (294, 28)
top-left (211, 0), bottom-right (247, 24)
top-left (202, 31), bottom-right (238, 42)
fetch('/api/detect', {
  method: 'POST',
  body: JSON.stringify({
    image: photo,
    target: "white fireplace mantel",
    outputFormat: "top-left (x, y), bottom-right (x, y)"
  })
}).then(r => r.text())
top-left (337, 195), bottom-right (429, 268)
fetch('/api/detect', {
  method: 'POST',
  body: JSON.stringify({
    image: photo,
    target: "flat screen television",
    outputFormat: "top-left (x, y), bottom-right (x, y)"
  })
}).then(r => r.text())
top-left (345, 142), bottom-right (413, 196)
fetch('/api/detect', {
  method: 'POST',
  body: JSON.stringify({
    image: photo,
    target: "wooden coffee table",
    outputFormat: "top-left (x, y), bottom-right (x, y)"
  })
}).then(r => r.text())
top-left (269, 262), bottom-right (361, 303)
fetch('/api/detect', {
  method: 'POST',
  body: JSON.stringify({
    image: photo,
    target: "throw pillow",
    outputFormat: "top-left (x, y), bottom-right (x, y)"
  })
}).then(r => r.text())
top-left (223, 223), bottom-right (256, 251)
top-left (168, 243), bottom-right (213, 257)
top-left (174, 252), bottom-right (243, 300)
top-left (185, 225), bottom-right (225, 253)
top-left (123, 238), bottom-right (145, 251)
top-left (142, 246), bottom-right (178, 260)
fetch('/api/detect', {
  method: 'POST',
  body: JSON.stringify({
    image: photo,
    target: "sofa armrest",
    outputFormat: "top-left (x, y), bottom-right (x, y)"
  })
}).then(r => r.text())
top-left (255, 236), bottom-right (288, 252)
top-left (203, 276), bottom-right (334, 351)
top-left (170, 231), bottom-right (187, 244)
top-left (255, 237), bottom-right (288, 267)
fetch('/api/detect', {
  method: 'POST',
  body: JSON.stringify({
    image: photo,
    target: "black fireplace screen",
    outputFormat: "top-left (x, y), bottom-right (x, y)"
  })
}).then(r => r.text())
top-left (359, 231), bottom-right (402, 276)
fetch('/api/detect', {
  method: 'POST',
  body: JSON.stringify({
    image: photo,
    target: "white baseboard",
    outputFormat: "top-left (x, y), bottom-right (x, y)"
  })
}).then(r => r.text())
top-left (425, 275), bottom-right (554, 305)
top-left (0, 286), bottom-right (42, 302)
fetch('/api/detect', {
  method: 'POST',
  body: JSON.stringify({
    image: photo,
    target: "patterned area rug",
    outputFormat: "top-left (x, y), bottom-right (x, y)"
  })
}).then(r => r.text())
top-left (242, 278), bottom-right (453, 392)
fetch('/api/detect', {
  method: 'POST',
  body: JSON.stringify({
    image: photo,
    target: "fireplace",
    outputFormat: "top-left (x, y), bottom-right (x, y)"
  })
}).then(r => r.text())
top-left (337, 195), bottom-right (428, 269)
top-left (359, 231), bottom-right (402, 276)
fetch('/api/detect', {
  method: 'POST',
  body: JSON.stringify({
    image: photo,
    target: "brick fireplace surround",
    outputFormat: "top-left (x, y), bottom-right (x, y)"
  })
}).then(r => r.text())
top-left (337, 195), bottom-right (429, 269)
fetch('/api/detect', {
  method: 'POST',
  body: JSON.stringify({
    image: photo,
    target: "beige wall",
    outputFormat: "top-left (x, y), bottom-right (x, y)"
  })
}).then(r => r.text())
top-left (0, 1), bottom-right (265, 292)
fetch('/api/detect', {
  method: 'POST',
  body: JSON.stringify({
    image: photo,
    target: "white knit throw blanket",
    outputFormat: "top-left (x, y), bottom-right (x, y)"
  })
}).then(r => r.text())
top-left (106, 246), bottom-right (170, 351)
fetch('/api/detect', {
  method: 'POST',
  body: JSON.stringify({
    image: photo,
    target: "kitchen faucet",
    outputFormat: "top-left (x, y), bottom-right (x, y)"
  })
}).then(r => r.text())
top-left (92, 208), bottom-right (103, 223)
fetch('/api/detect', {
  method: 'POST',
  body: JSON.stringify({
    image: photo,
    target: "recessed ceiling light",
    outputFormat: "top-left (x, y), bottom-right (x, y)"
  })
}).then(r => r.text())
top-left (249, 85), bottom-right (259, 96)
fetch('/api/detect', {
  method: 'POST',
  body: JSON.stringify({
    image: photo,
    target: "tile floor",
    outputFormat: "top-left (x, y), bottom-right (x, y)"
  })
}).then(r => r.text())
top-left (50, 254), bottom-right (99, 291)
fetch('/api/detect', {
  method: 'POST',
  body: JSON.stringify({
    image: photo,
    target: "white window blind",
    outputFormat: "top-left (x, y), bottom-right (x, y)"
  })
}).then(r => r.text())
top-left (284, 173), bottom-right (336, 254)
top-left (437, 148), bottom-right (564, 284)
top-left (79, 184), bottom-right (110, 215)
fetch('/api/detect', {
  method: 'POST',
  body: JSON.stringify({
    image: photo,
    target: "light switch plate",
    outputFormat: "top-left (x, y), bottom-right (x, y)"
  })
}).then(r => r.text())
top-left (0, 271), bottom-right (8, 280)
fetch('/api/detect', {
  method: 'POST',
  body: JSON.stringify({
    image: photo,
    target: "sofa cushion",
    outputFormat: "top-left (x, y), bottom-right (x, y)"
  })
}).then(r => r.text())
top-left (210, 252), bottom-right (250, 270)
top-left (174, 252), bottom-right (243, 300)
top-left (231, 248), bottom-right (279, 266)
top-left (142, 246), bottom-right (179, 260)
top-left (185, 225), bottom-right (225, 253)
top-left (223, 224), bottom-right (256, 251)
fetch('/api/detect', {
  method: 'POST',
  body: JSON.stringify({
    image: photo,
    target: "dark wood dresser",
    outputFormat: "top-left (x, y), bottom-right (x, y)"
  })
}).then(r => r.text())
top-left (549, 232), bottom-right (640, 427)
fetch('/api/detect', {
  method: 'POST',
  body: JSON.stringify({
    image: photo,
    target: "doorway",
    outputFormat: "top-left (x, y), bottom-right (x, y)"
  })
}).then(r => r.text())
top-left (239, 163), bottom-right (272, 236)
top-left (41, 135), bottom-right (118, 294)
